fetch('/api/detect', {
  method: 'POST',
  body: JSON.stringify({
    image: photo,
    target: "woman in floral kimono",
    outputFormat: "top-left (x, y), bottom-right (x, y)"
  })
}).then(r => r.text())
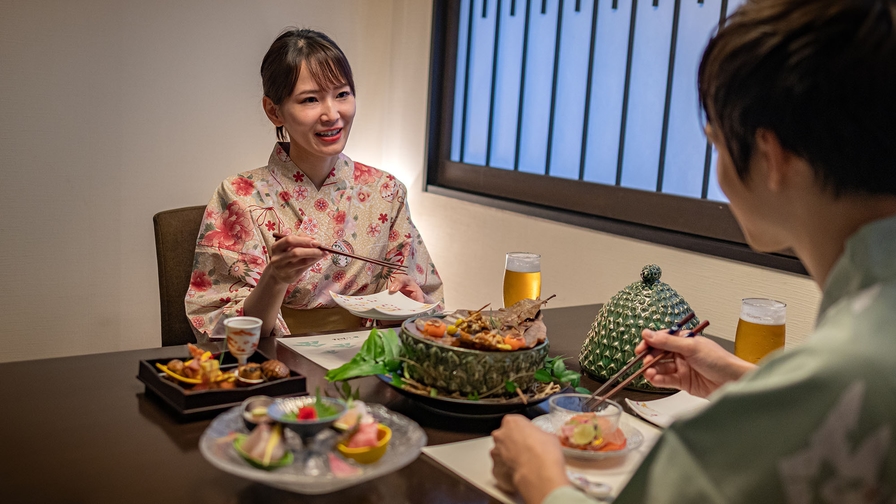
top-left (490, 1), bottom-right (896, 503)
top-left (186, 29), bottom-right (443, 341)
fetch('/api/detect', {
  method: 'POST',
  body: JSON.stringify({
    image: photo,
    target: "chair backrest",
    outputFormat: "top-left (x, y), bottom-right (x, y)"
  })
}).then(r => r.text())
top-left (153, 206), bottom-right (206, 346)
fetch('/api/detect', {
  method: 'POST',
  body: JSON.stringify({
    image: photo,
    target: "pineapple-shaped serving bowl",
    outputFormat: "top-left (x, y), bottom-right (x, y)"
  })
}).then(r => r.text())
top-left (579, 264), bottom-right (699, 391)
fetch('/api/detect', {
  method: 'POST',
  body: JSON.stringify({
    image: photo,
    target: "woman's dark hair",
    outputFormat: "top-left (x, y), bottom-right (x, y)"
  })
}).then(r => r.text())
top-left (698, 0), bottom-right (896, 196)
top-left (261, 28), bottom-right (355, 141)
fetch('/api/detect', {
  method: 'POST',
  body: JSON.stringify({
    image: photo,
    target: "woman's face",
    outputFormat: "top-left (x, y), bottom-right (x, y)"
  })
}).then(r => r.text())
top-left (271, 62), bottom-right (355, 165)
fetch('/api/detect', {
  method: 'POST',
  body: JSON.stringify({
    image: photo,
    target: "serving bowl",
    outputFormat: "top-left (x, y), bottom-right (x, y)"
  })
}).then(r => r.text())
top-left (399, 314), bottom-right (549, 396)
top-left (548, 393), bottom-right (622, 434)
top-left (241, 395), bottom-right (275, 430)
top-left (336, 424), bottom-right (392, 464)
top-left (267, 396), bottom-right (346, 439)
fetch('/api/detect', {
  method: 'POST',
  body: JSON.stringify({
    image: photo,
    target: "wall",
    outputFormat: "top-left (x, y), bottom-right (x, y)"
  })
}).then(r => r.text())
top-left (0, 0), bottom-right (819, 363)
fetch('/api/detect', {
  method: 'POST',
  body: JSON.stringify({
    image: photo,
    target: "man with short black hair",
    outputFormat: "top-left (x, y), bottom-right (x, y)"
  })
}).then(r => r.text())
top-left (490, 0), bottom-right (896, 502)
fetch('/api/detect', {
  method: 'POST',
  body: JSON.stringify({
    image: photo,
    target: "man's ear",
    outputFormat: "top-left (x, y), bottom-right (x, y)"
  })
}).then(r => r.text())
top-left (754, 129), bottom-right (791, 192)
top-left (262, 97), bottom-right (283, 126)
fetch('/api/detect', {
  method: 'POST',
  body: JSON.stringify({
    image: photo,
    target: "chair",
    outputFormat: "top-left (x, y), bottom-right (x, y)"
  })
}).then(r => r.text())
top-left (153, 206), bottom-right (206, 346)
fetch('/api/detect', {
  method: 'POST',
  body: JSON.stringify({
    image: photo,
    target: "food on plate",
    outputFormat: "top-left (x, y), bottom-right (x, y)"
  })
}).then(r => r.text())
top-left (235, 422), bottom-right (292, 469)
top-left (261, 359), bottom-right (290, 380)
top-left (282, 391), bottom-right (339, 421)
top-left (239, 363), bottom-right (264, 380)
top-left (412, 296), bottom-right (555, 352)
top-left (335, 401), bottom-right (391, 464)
top-left (558, 413), bottom-right (627, 452)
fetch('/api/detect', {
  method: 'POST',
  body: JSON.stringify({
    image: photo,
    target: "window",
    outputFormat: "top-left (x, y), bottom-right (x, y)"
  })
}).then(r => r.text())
top-left (425, 0), bottom-right (806, 274)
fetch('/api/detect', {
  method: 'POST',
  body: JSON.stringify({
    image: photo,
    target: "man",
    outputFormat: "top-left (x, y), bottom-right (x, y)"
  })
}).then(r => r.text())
top-left (490, 0), bottom-right (896, 502)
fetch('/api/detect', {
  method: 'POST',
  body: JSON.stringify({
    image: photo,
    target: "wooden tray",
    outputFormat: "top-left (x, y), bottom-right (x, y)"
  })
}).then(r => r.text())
top-left (137, 349), bottom-right (307, 420)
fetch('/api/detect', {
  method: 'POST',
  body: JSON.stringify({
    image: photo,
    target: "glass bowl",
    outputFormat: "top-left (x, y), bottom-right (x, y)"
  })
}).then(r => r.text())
top-left (241, 395), bottom-right (275, 430)
top-left (547, 393), bottom-right (622, 434)
top-left (267, 396), bottom-right (346, 439)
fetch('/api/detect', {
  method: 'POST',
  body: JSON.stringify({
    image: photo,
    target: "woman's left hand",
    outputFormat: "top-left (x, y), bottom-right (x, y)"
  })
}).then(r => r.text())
top-left (491, 415), bottom-right (570, 504)
top-left (388, 273), bottom-right (425, 302)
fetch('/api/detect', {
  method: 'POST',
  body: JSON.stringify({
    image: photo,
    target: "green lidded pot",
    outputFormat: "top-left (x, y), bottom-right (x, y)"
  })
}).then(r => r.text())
top-left (579, 264), bottom-right (699, 391)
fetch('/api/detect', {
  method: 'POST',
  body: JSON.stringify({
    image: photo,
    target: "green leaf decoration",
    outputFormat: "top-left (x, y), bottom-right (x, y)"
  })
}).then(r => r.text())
top-left (552, 359), bottom-right (567, 376)
top-left (575, 387), bottom-right (591, 394)
top-left (429, 388), bottom-right (438, 397)
top-left (534, 369), bottom-right (553, 383)
top-left (504, 380), bottom-right (518, 393)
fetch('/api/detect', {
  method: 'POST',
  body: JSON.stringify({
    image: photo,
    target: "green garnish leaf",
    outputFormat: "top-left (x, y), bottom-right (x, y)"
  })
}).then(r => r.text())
top-left (389, 372), bottom-right (405, 388)
top-left (505, 380), bottom-right (518, 393)
top-left (534, 369), bottom-right (553, 383)
top-left (429, 388), bottom-right (438, 397)
top-left (575, 386), bottom-right (591, 394)
top-left (467, 391), bottom-right (480, 401)
top-left (552, 359), bottom-right (567, 375)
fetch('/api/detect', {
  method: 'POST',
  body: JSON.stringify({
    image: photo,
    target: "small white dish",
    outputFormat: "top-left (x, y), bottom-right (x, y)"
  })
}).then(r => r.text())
top-left (330, 290), bottom-right (438, 321)
top-left (532, 414), bottom-right (643, 460)
top-left (625, 391), bottom-right (709, 428)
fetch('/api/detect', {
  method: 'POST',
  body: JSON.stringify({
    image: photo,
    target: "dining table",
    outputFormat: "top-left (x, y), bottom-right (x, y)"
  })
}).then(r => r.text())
top-left (0, 304), bottom-right (731, 504)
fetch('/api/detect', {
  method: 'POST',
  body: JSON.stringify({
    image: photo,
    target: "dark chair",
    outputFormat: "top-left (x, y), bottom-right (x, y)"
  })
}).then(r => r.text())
top-left (153, 206), bottom-right (206, 346)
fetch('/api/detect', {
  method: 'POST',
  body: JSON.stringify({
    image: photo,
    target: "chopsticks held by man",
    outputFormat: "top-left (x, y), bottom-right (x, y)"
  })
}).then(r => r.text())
top-left (490, 1), bottom-right (896, 502)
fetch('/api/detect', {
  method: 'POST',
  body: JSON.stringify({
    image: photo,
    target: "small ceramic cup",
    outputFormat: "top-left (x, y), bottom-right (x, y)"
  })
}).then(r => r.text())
top-left (224, 316), bottom-right (262, 365)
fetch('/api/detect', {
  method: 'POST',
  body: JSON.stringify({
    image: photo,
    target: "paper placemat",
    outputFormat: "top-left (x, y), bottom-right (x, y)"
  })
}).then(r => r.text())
top-left (625, 391), bottom-right (710, 428)
top-left (422, 414), bottom-right (662, 503)
top-left (278, 330), bottom-right (373, 370)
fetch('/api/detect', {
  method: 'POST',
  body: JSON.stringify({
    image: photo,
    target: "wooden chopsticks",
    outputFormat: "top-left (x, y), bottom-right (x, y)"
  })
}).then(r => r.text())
top-left (272, 233), bottom-right (407, 274)
top-left (586, 313), bottom-right (709, 410)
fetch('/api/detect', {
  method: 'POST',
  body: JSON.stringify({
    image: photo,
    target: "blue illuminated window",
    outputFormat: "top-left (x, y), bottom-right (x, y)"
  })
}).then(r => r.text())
top-left (449, 0), bottom-right (747, 202)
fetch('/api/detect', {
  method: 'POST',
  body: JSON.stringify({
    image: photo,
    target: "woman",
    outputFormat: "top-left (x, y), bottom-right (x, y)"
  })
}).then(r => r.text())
top-left (185, 29), bottom-right (443, 341)
top-left (491, 0), bottom-right (896, 502)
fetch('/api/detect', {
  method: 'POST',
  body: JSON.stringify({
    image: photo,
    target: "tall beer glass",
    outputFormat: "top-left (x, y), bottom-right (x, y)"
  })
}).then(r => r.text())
top-left (734, 298), bottom-right (786, 364)
top-left (503, 252), bottom-right (541, 307)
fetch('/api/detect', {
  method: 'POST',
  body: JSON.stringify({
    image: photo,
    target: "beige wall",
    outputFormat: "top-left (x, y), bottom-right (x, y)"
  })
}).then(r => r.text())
top-left (0, 0), bottom-right (819, 363)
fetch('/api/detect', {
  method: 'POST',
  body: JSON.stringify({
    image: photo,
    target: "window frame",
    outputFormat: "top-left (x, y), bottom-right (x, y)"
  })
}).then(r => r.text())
top-left (423, 0), bottom-right (808, 276)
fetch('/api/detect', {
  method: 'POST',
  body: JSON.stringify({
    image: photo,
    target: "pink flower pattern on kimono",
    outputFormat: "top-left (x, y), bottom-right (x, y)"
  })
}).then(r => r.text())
top-left (186, 146), bottom-right (443, 342)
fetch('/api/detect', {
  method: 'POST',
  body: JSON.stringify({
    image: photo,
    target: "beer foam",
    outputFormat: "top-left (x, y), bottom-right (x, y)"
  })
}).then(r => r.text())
top-left (505, 253), bottom-right (540, 273)
top-left (740, 298), bottom-right (786, 325)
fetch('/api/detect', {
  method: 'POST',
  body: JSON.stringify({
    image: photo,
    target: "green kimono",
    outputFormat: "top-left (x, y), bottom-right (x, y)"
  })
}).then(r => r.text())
top-left (546, 215), bottom-right (896, 504)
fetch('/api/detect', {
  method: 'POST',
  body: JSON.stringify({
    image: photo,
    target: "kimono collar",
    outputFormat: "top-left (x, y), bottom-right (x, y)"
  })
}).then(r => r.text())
top-left (818, 214), bottom-right (896, 320)
top-left (268, 142), bottom-right (352, 183)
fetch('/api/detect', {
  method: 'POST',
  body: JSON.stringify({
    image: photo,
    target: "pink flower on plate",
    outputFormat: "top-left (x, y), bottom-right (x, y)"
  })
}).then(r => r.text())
top-left (190, 270), bottom-right (212, 292)
top-left (314, 198), bottom-right (329, 212)
top-left (231, 177), bottom-right (255, 197)
top-left (191, 316), bottom-right (205, 329)
top-left (352, 162), bottom-right (382, 185)
top-left (367, 223), bottom-right (381, 237)
top-left (293, 186), bottom-right (308, 201)
top-left (300, 216), bottom-right (319, 235)
top-left (203, 200), bottom-right (253, 249)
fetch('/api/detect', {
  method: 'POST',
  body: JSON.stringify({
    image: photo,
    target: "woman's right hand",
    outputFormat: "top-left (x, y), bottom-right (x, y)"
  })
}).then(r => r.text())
top-left (266, 233), bottom-right (328, 285)
top-left (635, 329), bottom-right (756, 398)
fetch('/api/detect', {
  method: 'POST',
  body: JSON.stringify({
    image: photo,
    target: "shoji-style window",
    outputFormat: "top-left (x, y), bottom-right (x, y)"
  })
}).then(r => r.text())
top-left (426, 0), bottom-right (806, 273)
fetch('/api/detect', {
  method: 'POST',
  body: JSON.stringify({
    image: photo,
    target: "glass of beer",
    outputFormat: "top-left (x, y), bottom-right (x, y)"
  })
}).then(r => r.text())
top-left (734, 298), bottom-right (786, 364)
top-left (503, 252), bottom-right (541, 307)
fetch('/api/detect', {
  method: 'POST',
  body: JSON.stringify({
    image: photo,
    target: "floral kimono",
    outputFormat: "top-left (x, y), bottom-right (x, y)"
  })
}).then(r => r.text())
top-left (185, 144), bottom-right (443, 341)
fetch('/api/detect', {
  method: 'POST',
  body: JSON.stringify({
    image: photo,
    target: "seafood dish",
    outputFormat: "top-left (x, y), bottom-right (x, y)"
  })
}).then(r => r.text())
top-left (558, 413), bottom-right (628, 452)
top-left (155, 343), bottom-right (291, 392)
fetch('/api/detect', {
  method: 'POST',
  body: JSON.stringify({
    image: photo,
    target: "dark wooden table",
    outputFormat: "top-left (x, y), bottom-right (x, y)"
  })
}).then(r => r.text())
top-left (0, 305), bottom-right (729, 504)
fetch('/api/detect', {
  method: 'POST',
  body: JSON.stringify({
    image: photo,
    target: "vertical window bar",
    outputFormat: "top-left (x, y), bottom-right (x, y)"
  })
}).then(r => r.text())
top-left (511, 0), bottom-right (517, 15)
top-left (514, 0), bottom-right (533, 170)
top-left (701, 0), bottom-right (729, 198)
top-left (545, 0), bottom-right (566, 175)
top-left (655, 0), bottom-right (681, 192)
top-left (576, 0), bottom-right (582, 11)
top-left (578, 0), bottom-right (601, 180)
top-left (460, 0), bottom-right (476, 163)
top-left (615, 0), bottom-right (639, 186)
top-left (486, 0), bottom-right (504, 166)
top-left (612, 0), bottom-right (618, 9)
top-left (542, 0), bottom-right (548, 14)
top-left (483, 0), bottom-right (489, 17)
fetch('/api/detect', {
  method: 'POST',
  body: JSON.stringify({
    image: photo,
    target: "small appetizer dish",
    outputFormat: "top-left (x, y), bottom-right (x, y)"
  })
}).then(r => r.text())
top-left (233, 422), bottom-right (294, 470)
top-left (334, 401), bottom-right (392, 464)
top-left (548, 393), bottom-right (622, 435)
top-left (241, 395), bottom-right (275, 430)
top-left (267, 395), bottom-right (347, 439)
top-left (532, 394), bottom-right (643, 459)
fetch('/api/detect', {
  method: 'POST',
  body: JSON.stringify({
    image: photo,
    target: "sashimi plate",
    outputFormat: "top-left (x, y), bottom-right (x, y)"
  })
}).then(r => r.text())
top-left (330, 290), bottom-right (438, 321)
top-left (532, 414), bottom-right (643, 460)
top-left (199, 403), bottom-right (426, 494)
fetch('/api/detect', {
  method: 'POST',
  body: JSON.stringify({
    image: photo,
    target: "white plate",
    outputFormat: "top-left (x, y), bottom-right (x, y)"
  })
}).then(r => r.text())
top-left (329, 290), bottom-right (438, 321)
top-left (199, 404), bottom-right (426, 494)
top-left (532, 414), bottom-right (643, 460)
top-left (625, 391), bottom-right (709, 428)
